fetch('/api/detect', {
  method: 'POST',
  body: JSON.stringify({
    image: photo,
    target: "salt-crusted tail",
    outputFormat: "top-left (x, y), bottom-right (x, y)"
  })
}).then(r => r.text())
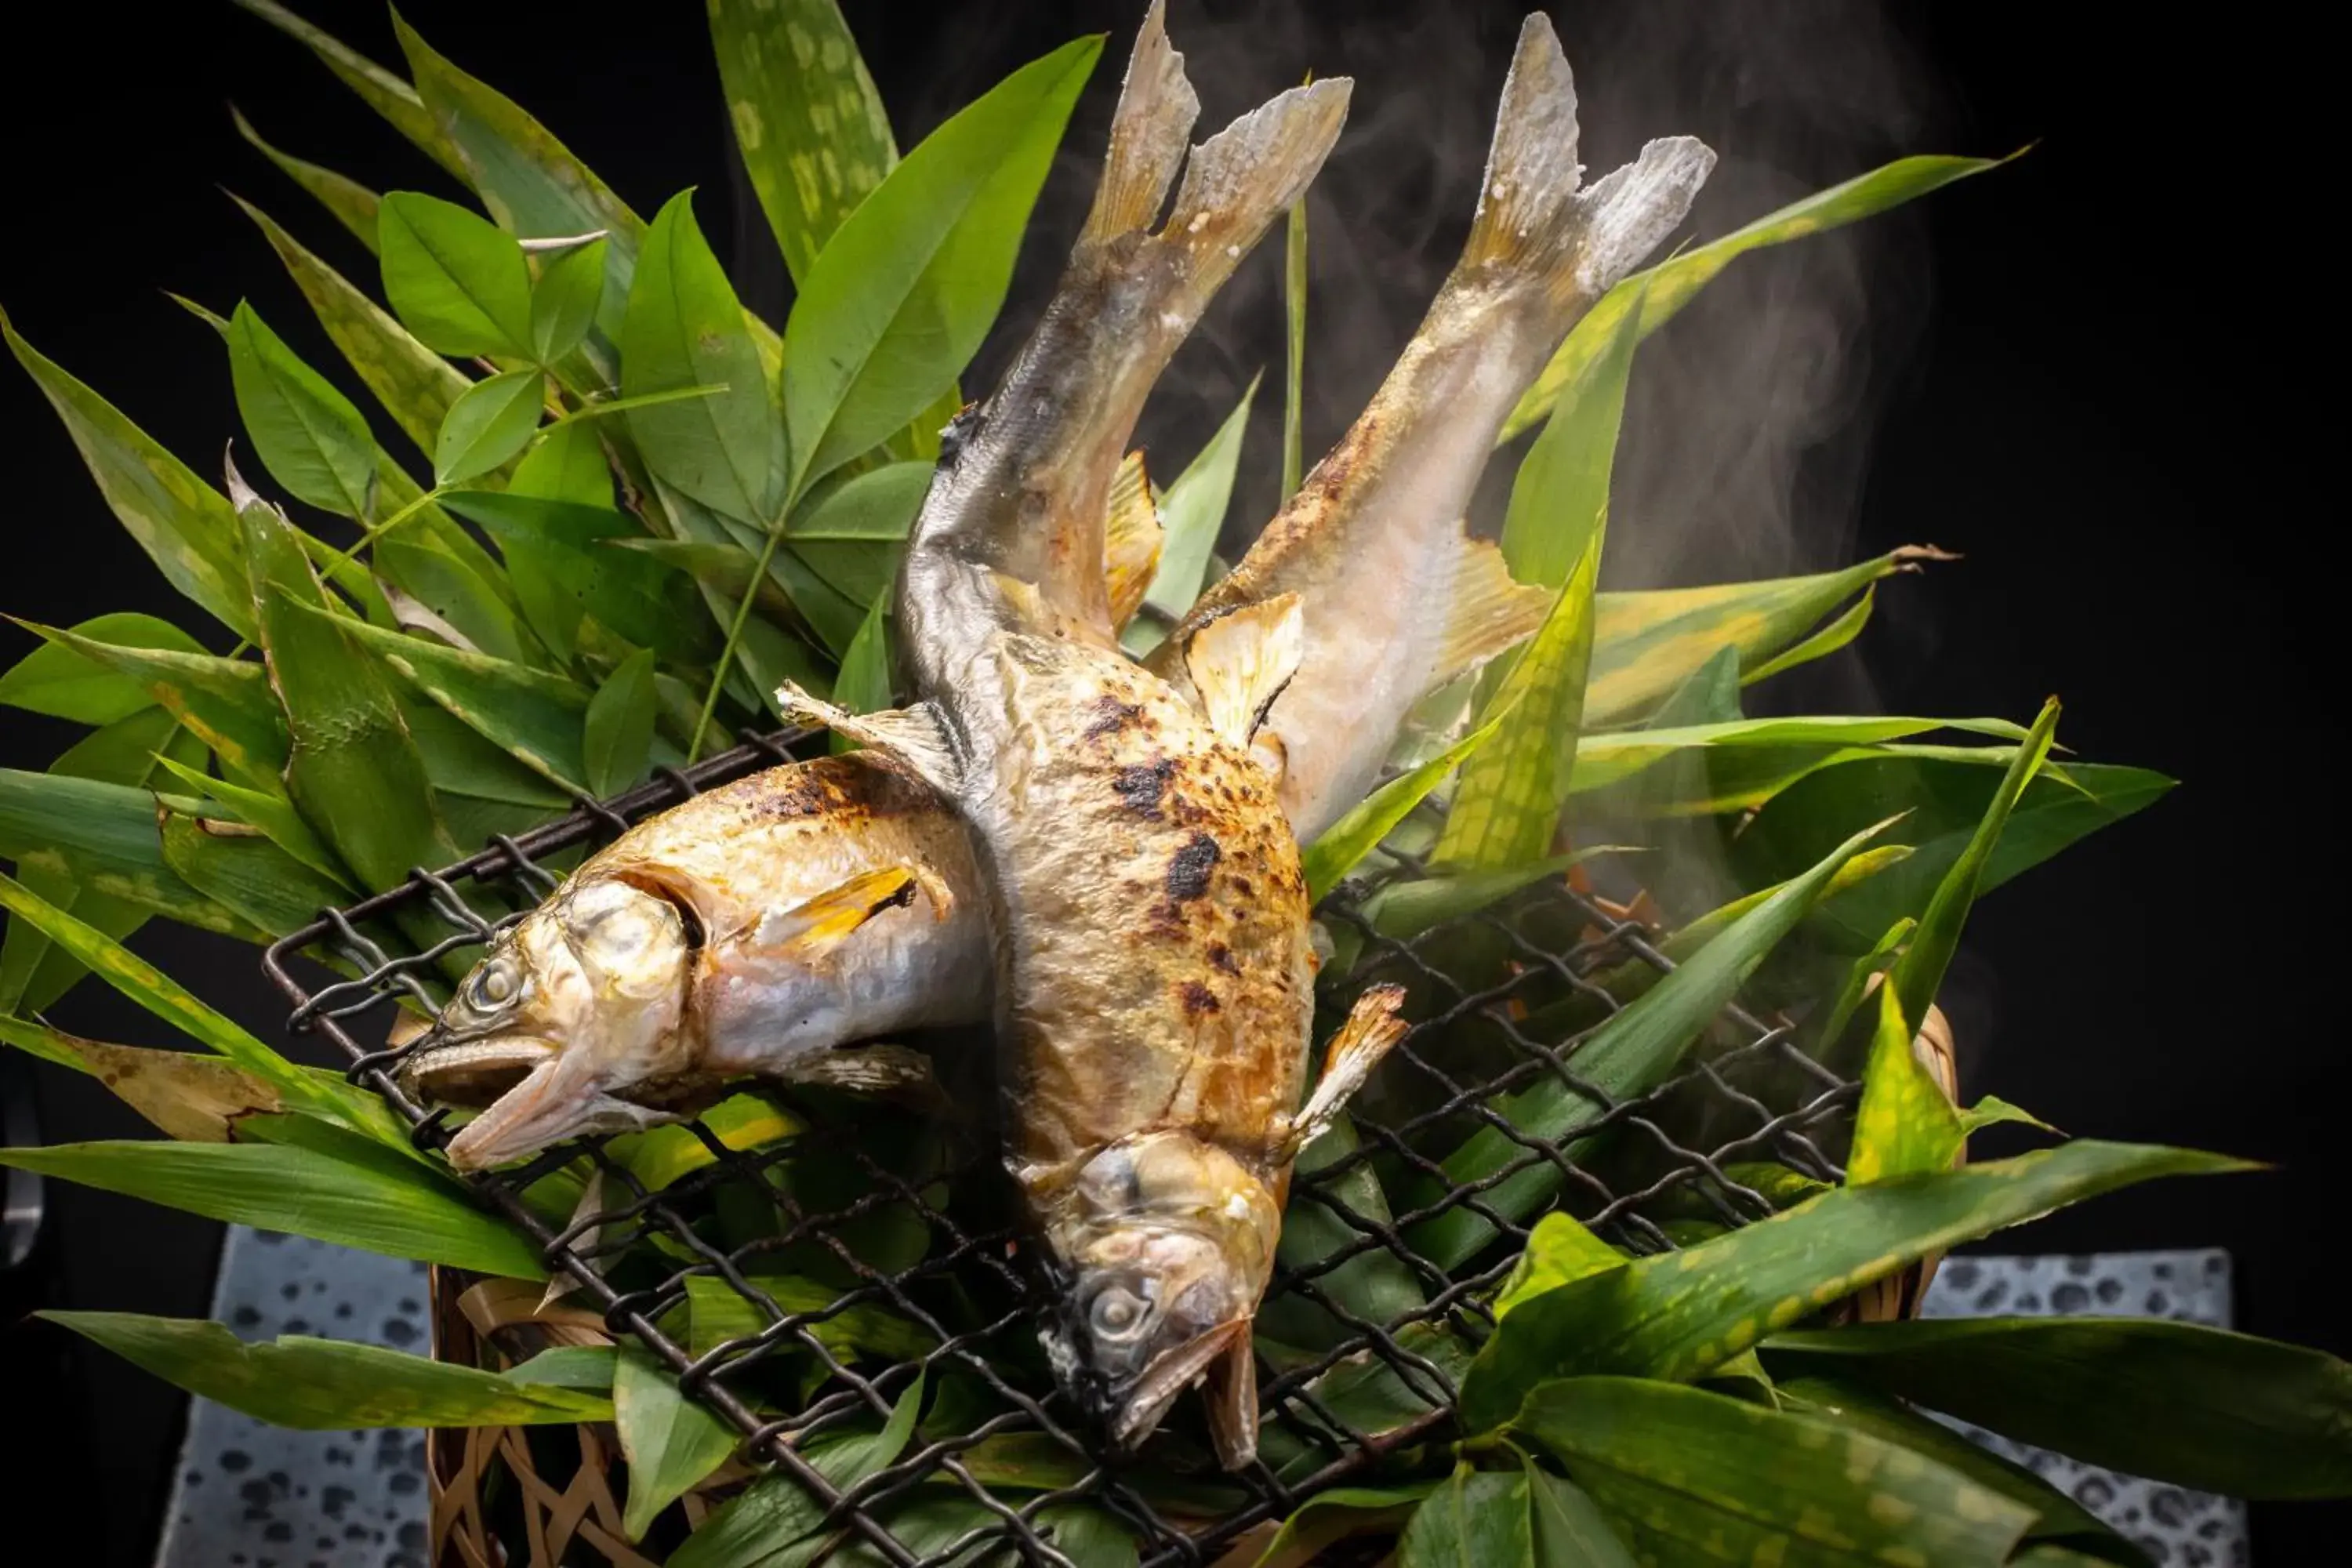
top-left (1465, 15), bottom-right (1715, 309)
top-left (1082, 0), bottom-right (1198, 245)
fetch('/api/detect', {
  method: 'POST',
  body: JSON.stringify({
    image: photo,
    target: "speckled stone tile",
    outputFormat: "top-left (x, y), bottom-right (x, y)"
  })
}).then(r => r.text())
top-left (155, 1228), bottom-right (433, 1568)
top-left (1920, 1250), bottom-right (2247, 1567)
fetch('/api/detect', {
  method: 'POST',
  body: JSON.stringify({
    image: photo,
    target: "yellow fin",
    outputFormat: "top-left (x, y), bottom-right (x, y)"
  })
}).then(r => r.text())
top-left (1080, 1), bottom-right (1196, 247)
top-left (1281, 983), bottom-right (1409, 1156)
top-left (1183, 592), bottom-right (1304, 750)
top-left (1105, 450), bottom-right (1164, 630)
top-left (754, 866), bottom-right (921, 957)
top-left (1436, 532), bottom-right (1550, 684)
top-left (775, 684), bottom-right (959, 795)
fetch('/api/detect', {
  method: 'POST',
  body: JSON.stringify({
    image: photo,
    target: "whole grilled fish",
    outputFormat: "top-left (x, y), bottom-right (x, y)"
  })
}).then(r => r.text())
top-left (1152, 15), bottom-right (1715, 840)
top-left (398, 753), bottom-right (987, 1171)
top-left (794, 4), bottom-right (1381, 1468)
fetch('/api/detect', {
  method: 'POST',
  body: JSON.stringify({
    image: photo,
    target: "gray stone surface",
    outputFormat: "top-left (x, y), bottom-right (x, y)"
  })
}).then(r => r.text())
top-left (155, 1228), bottom-right (431, 1568)
top-left (1920, 1249), bottom-right (2247, 1567)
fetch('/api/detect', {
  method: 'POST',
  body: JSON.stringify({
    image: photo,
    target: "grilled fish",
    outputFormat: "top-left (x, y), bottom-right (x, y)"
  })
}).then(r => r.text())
top-left (398, 753), bottom-right (987, 1171)
top-left (791, 3), bottom-right (1379, 1468)
top-left (1152, 15), bottom-right (1715, 840)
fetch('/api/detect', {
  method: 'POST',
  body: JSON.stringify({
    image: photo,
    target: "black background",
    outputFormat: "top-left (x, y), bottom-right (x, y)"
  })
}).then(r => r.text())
top-left (0, 2), bottom-right (2339, 1560)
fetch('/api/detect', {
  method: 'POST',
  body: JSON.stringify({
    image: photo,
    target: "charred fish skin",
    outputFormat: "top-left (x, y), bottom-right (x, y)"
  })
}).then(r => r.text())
top-left (874, 3), bottom-right (1351, 1467)
top-left (1152, 16), bottom-right (1716, 840)
top-left (399, 754), bottom-right (989, 1171)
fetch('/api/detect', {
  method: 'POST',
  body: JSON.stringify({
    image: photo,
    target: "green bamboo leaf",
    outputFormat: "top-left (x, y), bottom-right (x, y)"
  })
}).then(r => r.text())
top-left (1586, 548), bottom-right (1944, 728)
top-left (1511, 1377), bottom-right (2036, 1566)
top-left (157, 805), bottom-right (355, 939)
top-left (239, 495), bottom-right (459, 889)
top-left (230, 0), bottom-right (467, 178)
top-left (1891, 697), bottom-right (2060, 1027)
top-left (1494, 1212), bottom-right (1626, 1318)
top-left (1, 725), bottom-right (251, 1011)
top-left (1258, 1115), bottom-right (1425, 1352)
top-left (622, 191), bottom-right (782, 524)
top-left (379, 191), bottom-right (536, 358)
top-left (667, 1375), bottom-right (924, 1568)
top-left (790, 461), bottom-right (931, 541)
top-left (1773, 1375), bottom-right (2140, 1562)
top-left (230, 105), bottom-right (382, 252)
top-left (781, 35), bottom-right (1100, 488)
top-left (1398, 1466), bottom-right (1530, 1568)
top-left (0, 1138), bottom-right (539, 1275)
top-left (434, 368), bottom-right (546, 485)
top-left (510, 417), bottom-right (616, 506)
top-left (1142, 372), bottom-right (1261, 623)
top-left (1355, 846), bottom-right (1621, 946)
top-left (530, 234), bottom-right (608, 365)
top-left (832, 595), bottom-right (892, 720)
top-left (1252, 1483), bottom-right (1437, 1568)
top-left (9, 621), bottom-right (289, 790)
top-left (1764, 1318), bottom-right (2352, 1501)
top-left (0, 613), bottom-right (203, 724)
top-left (681, 1275), bottom-right (932, 1365)
top-left (442, 491), bottom-right (710, 661)
top-left (1303, 717), bottom-right (1502, 900)
top-left (1411, 816), bottom-right (1896, 1272)
top-left (42, 1312), bottom-right (603, 1426)
top-left (233, 195), bottom-right (472, 458)
top-left (1569, 713), bottom-right (2027, 797)
top-left (583, 648), bottom-right (658, 796)
top-left (403, 698), bottom-right (573, 811)
top-left (1958, 1095), bottom-right (2056, 1137)
top-left (1257, 1323), bottom-right (1475, 1484)
top-left (1848, 982), bottom-right (1960, 1185)
top-left (1744, 583), bottom-right (1877, 685)
top-left (373, 517), bottom-right (536, 666)
top-left (227, 301), bottom-right (379, 519)
top-left (148, 753), bottom-right (347, 884)
top-left (4, 310), bottom-right (251, 637)
top-left (392, 9), bottom-right (649, 356)
top-left (1502, 154), bottom-right (2009, 442)
top-left (323, 608), bottom-right (591, 793)
top-left (709, 0), bottom-right (898, 285)
top-left (1730, 752), bottom-right (2169, 951)
top-left (1524, 1461), bottom-right (1639, 1567)
top-left (615, 1345), bottom-right (739, 1541)
top-left (1811, 915), bottom-right (1914, 1062)
top-left (1435, 274), bottom-right (1646, 869)
top-left (1642, 644), bottom-right (1742, 728)
top-left (1457, 1142), bottom-right (2256, 1432)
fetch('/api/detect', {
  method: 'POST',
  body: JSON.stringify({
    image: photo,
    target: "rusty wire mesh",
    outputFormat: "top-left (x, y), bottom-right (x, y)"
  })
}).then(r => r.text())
top-left (260, 727), bottom-right (1860, 1567)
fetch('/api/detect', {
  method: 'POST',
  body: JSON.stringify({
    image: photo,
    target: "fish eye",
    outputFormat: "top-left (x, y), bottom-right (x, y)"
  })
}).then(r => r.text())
top-left (470, 959), bottom-right (519, 1009)
top-left (1089, 1286), bottom-right (1149, 1342)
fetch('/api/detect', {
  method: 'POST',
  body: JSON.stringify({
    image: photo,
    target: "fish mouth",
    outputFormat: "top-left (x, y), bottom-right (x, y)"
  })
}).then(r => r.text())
top-left (1105, 1319), bottom-right (1247, 1455)
top-left (397, 1031), bottom-right (557, 1108)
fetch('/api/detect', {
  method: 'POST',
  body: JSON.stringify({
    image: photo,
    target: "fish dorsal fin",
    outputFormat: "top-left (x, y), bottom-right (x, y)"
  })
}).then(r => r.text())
top-left (753, 866), bottom-right (920, 958)
top-left (1104, 450), bottom-right (1164, 630)
top-left (1081, 0), bottom-right (1196, 247)
top-left (1184, 592), bottom-right (1304, 751)
top-left (775, 683), bottom-right (960, 796)
top-left (1437, 532), bottom-right (1552, 684)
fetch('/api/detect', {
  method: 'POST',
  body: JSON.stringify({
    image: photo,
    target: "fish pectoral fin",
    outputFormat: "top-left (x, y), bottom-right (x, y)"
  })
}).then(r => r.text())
top-left (753, 866), bottom-right (924, 958)
top-left (1436, 532), bottom-right (1551, 684)
top-left (778, 1043), bottom-right (943, 1111)
top-left (1104, 449), bottom-right (1164, 631)
top-left (1183, 591), bottom-right (1304, 753)
top-left (775, 684), bottom-right (960, 795)
top-left (1202, 1324), bottom-right (1260, 1471)
top-left (1278, 982), bottom-right (1409, 1159)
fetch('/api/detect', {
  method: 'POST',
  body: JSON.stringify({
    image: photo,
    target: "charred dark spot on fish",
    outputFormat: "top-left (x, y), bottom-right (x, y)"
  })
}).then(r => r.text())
top-left (1166, 833), bottom-right (1221, 902)
top-left (1084, 695), bottom-right (1142, 741)
top-left (1207, 944), bottom-right (1241, 976)
top-left (938, 401), bottom-right (985, 465)
top-left (1178, 980), bottom-right (1220, 1018)
top-left (1112, 758), bottom-right (1174, 818)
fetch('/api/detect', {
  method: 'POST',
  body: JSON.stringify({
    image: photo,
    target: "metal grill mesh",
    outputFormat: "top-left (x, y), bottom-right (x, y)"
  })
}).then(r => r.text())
top-left (260, 728), bottom-right (1859, 1567)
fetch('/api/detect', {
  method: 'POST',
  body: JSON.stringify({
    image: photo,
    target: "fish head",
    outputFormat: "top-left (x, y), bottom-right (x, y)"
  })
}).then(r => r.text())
top-left (397, 877), bottom-right (696, 1170)
top-left (1038, 1131), bottom-right (1280, 1455)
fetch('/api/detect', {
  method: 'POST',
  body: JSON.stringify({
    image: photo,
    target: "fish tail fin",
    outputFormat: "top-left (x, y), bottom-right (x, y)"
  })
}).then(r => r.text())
top-left (1436, 532), bottom-right (1552, 684)
top-left (1152, 76), bottom-right (1351, 308)
top-left (1184, 592), bottom-right (1304, 753)
top-left (1463, 15), bottom-right (1714, 310)
top-left (1082, 0), bottom-right (1198, 246)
